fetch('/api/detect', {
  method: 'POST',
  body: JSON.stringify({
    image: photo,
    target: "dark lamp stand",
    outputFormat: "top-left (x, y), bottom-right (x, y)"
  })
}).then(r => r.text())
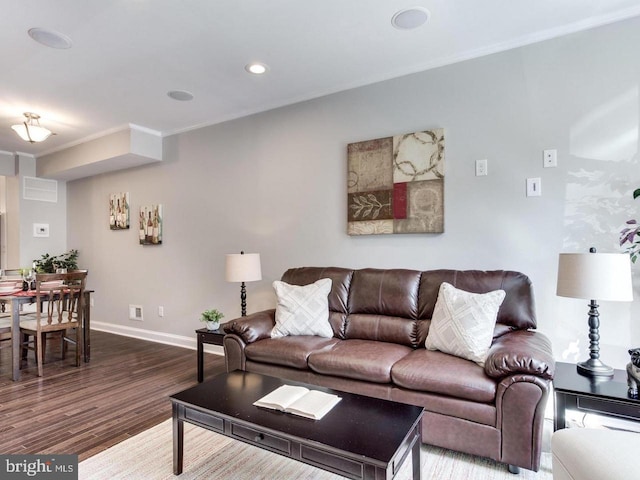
top-left (240, 281), bottom-right (247, 317)
top-left (576, 299), bottom-right (614, 378)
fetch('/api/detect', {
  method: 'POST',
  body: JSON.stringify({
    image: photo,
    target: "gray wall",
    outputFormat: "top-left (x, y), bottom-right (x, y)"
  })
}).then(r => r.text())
top-left (3, 155), bottom-right (67, 269)
top-left (67, 16), bottom-right (640, 368)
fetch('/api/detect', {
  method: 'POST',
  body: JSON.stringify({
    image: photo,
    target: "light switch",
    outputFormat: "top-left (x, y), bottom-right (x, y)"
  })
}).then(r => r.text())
top-left (526, 178), bottom-right (541, 197)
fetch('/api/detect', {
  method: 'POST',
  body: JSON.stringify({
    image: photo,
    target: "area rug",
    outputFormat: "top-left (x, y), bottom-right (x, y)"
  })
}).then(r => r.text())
top-left (79, 419), bottom-right (552, 479)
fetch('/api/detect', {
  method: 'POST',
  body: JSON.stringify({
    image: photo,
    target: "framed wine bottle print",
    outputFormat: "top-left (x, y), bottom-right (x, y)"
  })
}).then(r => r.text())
top-left (109, 192), bottom-right (130, 230)
top-left (139, 204), bottom-right (163, 245)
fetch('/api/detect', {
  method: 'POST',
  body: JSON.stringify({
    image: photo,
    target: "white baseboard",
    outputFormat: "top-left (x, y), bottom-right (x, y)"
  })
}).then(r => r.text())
top-left (91, 321), bottom-right (224, 356)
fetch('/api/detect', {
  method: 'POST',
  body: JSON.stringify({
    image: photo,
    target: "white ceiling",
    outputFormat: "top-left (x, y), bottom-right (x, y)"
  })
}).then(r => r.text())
top-left (2, 0), bottom-right (640, 158)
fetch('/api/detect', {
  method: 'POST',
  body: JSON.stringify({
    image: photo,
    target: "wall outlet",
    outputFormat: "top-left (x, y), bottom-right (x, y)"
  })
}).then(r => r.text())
top-left (543, 149), bottom-right (557, 168)
top-left (475, 159), bottom-right (488, 176)
top-left (158, 306), bottom-right (164, 317)
top-left (129, 304), bottom-right (144, 321)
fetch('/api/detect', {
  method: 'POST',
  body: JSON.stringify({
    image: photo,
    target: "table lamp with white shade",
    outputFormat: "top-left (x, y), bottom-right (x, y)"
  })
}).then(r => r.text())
top-left (556, 248), bottom-right (633, 378)
top-left (225, 251), bottom-right (262, 316)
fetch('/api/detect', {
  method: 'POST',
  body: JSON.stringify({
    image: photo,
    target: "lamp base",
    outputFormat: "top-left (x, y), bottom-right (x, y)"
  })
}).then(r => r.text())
top-left (577, 358), bottom-right (614, 378)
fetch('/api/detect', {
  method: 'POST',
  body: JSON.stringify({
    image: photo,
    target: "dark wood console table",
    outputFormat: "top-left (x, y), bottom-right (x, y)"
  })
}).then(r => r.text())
top-left (553, 361), bottom-right (640, 430)
top-left (171, 371), bottom-right (423, 479)
top-left (195, 327), bottom-right (225, 382)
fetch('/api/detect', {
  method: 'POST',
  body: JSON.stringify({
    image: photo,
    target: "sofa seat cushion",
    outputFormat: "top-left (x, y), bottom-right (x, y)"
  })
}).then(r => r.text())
top-left (245, 336), bottom-right (340, 369)
top-left (390, 388), bottom-right (496, 426)
top-left (308, 339), bottom-right (412, 383)
top-left (391, 349), bottom-right (497, 403)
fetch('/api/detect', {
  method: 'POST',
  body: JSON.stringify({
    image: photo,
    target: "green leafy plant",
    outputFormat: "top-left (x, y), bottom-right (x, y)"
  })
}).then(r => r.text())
top-left (200, 309), bottom-right (224, 323)
top-left (620, 189), bottom-right (640, 263)
top-left (33, 249), bottom-right (79, 273)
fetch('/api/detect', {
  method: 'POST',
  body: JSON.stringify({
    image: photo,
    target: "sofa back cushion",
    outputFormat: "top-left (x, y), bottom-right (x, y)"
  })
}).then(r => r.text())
top-left (345, 269), bottom-right (421, 346)
top-left (281, 266), bottom-right (353, 311)
top-left (281, 267), bottom-right (537, 345)
top-left (348, 268), bottom-right (421, 317)
top-left (417, 270), bottom-right (536, 330)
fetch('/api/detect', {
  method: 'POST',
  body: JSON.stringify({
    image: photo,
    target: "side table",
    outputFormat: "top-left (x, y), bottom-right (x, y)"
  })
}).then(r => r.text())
top-left (196, 327), bottom-right (225, 382)
top-left (553, 361), bottom-right (640, 431)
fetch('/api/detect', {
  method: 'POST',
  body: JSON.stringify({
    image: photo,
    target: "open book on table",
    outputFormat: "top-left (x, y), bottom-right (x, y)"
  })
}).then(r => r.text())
top-left (253, 385), bottom-right (341, 420)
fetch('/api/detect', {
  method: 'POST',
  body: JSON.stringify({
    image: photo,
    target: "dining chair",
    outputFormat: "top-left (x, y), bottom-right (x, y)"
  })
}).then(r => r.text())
top-left (0, 275), bottom-right (25, 364)
top-left (19, 270), bottom-right (88, 377)
top-left (0, 271), bottom-right (25, 314)
top-left (2, 268), bottom-right (24, 277)
top-left (0, 318), bottom-right (11, 364)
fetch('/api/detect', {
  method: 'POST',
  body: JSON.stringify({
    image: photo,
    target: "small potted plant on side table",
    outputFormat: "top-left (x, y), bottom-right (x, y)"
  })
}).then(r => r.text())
top-left (200, 309), bottom-right (224, 331)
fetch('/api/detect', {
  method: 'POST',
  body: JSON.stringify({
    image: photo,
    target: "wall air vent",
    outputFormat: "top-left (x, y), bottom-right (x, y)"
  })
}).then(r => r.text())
top-left (23, 176), bottom-right (58, 202)
top-left (129, 305), bottom-right (144, 321)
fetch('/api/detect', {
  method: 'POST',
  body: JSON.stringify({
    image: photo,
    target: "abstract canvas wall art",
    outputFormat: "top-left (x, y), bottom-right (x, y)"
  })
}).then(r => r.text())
top-left (347, 129), bottom-right (444, 235)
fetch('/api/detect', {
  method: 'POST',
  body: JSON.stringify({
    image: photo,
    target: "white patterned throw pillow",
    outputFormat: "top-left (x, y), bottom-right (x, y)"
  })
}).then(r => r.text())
top-left (271, 278), bottom-right (333, 338)
top-left (425, 282), bottom-right (506, 366)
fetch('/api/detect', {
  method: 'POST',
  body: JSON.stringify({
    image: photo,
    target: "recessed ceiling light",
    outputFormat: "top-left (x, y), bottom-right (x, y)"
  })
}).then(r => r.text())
top-left (167, 90), bottom-right (194, 101)
top-left (28, 27), bottom-right (73, 49)
top-left (391, 7), bottom-right (430, 30)
top-left (245, 63), bottom-right (268, 75)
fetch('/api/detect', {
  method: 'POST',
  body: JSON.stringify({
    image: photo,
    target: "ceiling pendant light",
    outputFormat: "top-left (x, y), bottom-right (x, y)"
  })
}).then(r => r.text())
top-left (11, 112), bottom-right (54, 143)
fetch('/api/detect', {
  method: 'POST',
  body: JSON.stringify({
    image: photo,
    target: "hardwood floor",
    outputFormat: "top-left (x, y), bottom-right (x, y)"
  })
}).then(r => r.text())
top-left (0, 330), bottom-right (226, 461)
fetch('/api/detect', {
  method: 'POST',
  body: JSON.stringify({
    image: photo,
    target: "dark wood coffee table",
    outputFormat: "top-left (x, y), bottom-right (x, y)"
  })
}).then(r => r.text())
top-left (170, 371), bottom-right (423, 479)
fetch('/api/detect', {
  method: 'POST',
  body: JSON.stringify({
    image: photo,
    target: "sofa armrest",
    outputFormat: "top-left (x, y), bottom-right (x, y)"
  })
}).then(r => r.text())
top-left (223, 334), bottom-right (247, 372)
top-left (495, 373), bottom-right (552, 470)
top-left (484, 330), bottom-right (555, 380)
top-left (223, 309), bottom-right (276, 344)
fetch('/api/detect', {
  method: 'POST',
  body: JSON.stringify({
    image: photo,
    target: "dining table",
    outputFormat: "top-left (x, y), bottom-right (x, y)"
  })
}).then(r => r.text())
top-left (0, 288), bottom-right (94, 381)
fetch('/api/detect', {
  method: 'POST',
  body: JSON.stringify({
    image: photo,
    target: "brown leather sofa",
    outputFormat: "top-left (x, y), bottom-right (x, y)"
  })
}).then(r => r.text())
top-left (223, 267), bottom-right (555, 472)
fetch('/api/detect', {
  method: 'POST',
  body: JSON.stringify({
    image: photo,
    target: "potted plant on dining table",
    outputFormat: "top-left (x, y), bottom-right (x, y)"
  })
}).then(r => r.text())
top-left (33, 249), bottom-right (79, 273)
